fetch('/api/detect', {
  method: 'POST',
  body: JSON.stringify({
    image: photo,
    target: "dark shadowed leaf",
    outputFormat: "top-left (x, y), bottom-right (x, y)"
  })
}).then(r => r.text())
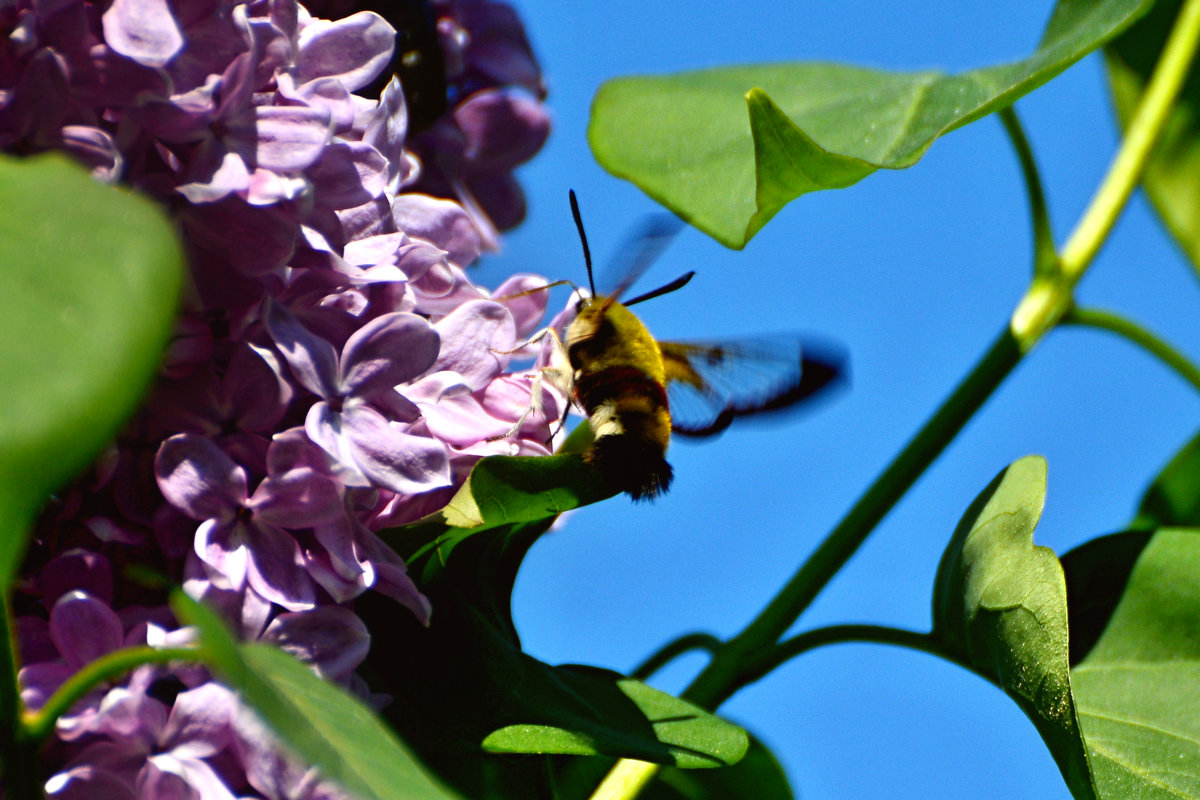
top-left (1069, 529), bottom-right (1200, 799)
top-left (1106, 0), bottom-right (1200, 272)
top-left (172, 592), bottom-right (459, 800)
top-left (1061, 530), bottom-right (1153, 666)
top-left (552, 733), bottom-right (792, 799)
top-left (0, 154), bottom-right (182, 587)
top-left (359, 516), bottom-right (747, 798)
top-left (1132, 426), bottom-right (1200, 528)
top-left (589, 0), bottom-right (1150, 247)
top-left (932, 456), bottom-right (1096, 799)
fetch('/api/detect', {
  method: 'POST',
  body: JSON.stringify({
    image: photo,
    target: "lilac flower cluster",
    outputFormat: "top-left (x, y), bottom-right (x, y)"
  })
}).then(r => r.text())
top-left (3, 0), bottom-right (555, 795)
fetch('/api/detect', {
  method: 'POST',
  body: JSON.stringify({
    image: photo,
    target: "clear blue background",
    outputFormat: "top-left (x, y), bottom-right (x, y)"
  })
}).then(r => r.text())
top-left (469, 2), bottom-right (1200, 797)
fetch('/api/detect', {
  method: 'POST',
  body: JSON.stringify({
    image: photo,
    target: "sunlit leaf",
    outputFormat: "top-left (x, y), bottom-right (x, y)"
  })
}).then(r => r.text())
top-left (439, 449), bottom-right (610, 530)
top-left (382, 423), bottom-right (610, 571)
top-left (1069, 529), bottom-right (1200, 799)
top-left (932, 456), bottom-right (1096, 799)
top-left (1106, 0), bottom-right (1200, 272)
top-left (589, 0), bottom-right (1150, 247)
top-left (172, 592), bottom-right (459, 800)
top-left (0, 154), bottom-right (182, 587)
top-left (482, 671), bottom-right (746, 768)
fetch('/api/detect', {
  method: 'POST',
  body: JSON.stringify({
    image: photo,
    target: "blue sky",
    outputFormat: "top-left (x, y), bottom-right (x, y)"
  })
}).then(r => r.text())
top-left (469, 2), bottom-right (1200, 797)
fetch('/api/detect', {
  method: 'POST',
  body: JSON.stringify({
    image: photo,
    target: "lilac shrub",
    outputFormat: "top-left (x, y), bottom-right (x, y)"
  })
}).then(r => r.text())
top-left (2, 0), bottom-right (555, 794)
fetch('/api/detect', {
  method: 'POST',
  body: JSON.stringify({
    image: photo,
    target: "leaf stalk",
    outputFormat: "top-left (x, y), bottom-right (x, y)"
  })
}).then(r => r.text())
top-left (999, 107), bottom-right (1058, 278)
top-left (1065, 306), bottom-right (1200, 395)
top-left (630, 632), bottom-right (721, 681)
top-left (20, 645), bottom-right (199, 742)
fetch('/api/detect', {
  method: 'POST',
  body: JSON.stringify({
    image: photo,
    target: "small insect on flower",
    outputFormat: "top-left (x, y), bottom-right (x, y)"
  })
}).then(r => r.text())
top-left (503, 191), bottom-right (846, 501)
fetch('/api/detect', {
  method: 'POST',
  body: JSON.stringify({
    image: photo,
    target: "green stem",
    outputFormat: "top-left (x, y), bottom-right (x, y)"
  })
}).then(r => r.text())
top-left (999, 107), bottom-right (1058, 278)
top-left (1058, 0), bottom-right (1200, 288)
top-left (1, 590), bottom-right (50, 800)
top-left (21, 646), bottom-right (198, 741)
top-left (593, 1), bottom-right (1200, 796)
top-left (684, 328), bottom-right (1023, 708)
top-left (630, 632), bottom-right (721, 681)
top-left (0, 592), bottom-right (20, 739)
top-left (1065, 306), bottom-right (1200, 395)
top-left (743, 625), bottom-right (939, 686)
top-left (0, 590), bottom-right (38, 800)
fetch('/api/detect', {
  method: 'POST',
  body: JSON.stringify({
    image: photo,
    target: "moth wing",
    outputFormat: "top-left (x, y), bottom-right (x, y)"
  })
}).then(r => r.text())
top-left (659, 338), bottom-right (846, 437)
top-left (595, 214), bottom-right (684, 301)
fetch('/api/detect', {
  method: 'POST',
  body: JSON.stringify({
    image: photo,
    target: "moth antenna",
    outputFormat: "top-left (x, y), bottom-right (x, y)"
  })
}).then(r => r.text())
top-left (569, 189), bottom-right (596, 296)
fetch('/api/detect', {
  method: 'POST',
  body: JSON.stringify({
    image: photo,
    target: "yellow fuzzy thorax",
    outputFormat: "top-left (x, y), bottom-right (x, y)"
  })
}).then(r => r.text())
top-left (566, 298), bottom-right (666, 384)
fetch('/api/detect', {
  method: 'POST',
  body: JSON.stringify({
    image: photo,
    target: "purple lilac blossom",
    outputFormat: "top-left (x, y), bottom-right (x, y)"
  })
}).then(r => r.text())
top-left (3, 0), bottom-right (555, 794)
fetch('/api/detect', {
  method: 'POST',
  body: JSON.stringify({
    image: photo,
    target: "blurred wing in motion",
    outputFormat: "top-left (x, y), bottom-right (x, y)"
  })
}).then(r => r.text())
top-left (595, 213), bottom-right (685, 301)
top-left (659, 338), bottom-right (847, 437)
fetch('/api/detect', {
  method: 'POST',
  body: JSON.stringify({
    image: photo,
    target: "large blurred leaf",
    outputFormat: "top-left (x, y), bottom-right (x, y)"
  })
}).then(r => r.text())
top-left (932, 456), bottom-right (1096, 799)
top-left (1132, 426), bottom-right (1200, 528)
top-left (0, 154), bottom-right (182, 587)
top-left (1106, 0), bottom-right (1200, 272)
top-left (360, 519), bottom-right (747, 799)
top-left (589, 0), bottom-right (1150, 248)
top-left (172, 592), bottom-right (460, 800)
top-left (1069, 529), bottom-right (1200, 799)
top-left (552, 733), bottom-right (792, 800)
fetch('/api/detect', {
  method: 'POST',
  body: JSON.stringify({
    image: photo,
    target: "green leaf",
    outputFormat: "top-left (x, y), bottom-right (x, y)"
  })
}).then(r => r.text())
top-left (382, 423), bottom-right (611, 572)
top-left (359, 519), bottom-right (747, 798)
top-left (1132, 426), bottom-right (1200, 528)
top-left (482, 671), bottom-right (747, 768)
top-left (932, 456), bottom-right (1096, 799)
top-left (171, 592), bottom-right (459, 800)
top-left (743, 90), bottom-right (875, 242)
top-left (0, 154), bottom-right (183, 587)
top-left (1061, 530), bottom-right (1153, 666)
top-left (439, 448), bottom-right (610, 531)
top-left (552, 733), bottom-right (793, 800)
top-left (1069, 529), bottom-right (1200, 798)
top-left (589, 0), bottom-right (1151, 248)
top-left (1106, 0), bottom-right (1200, 272)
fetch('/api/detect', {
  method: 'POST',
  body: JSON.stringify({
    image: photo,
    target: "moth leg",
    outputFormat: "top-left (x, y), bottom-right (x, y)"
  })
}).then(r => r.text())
top-left (488, 329), bottom-right (575, 443)
top-left (489, 325), bottom-right (553, 356)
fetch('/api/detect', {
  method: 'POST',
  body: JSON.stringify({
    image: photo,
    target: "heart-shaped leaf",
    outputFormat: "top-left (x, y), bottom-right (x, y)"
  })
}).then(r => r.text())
top-left (0, 154), bottom-right (183, 587)
top-left (589, 0), bottom-right (1151, 247)
top-left (932, 456), bottom-right (1096, 799)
